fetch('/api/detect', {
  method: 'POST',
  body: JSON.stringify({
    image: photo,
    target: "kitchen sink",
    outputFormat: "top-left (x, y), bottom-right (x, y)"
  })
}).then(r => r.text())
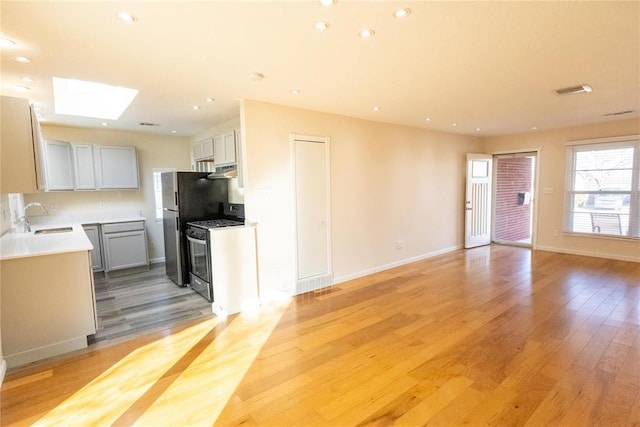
top-left (34, 227), bottom-right (74, 235)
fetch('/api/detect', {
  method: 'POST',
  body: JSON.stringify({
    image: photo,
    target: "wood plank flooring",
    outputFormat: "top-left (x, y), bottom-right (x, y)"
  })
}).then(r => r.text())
top-left (90, 264), bottom-right (213, 344)
top-left (2, 245), bottom-right (639, 426)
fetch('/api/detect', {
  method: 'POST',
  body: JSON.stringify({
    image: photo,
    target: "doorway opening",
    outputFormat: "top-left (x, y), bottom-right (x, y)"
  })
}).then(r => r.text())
top-left (492, 152), bottom-right (537, 247)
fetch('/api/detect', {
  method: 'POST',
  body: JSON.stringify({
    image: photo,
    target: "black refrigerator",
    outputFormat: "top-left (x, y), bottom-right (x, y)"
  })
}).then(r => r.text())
top-left (161, 171), bottom-right (228, 286)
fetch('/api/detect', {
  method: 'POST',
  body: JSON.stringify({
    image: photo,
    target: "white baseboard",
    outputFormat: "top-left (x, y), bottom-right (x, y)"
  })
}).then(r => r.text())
top-left (0, 359), bottom-right (6, 386)
top-left (149, 257), bottom-right (165, 265)
top-left (333, 245), bottom-right (462, 285)
top-left (5, 337), bottom-right (88, 369)
top-left (536, 245), bottom-right (640, 263)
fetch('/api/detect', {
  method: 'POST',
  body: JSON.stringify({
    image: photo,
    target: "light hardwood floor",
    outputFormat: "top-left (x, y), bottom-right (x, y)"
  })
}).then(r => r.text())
top-left (2, 245), bottom-right (639, 426)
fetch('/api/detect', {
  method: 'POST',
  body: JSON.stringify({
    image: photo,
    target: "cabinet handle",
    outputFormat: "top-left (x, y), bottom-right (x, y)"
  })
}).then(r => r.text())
top-left (176, 217), bottom-right (179, 231)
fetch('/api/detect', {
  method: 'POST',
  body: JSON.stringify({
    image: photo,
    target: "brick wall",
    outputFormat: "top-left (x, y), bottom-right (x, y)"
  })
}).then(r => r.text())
top-left (494, 157), bottom-right (533, 242)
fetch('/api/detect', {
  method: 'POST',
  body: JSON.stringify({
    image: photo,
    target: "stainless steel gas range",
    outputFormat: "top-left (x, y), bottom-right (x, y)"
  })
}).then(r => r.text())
top-left (185, 203), bottom-right (244, 302)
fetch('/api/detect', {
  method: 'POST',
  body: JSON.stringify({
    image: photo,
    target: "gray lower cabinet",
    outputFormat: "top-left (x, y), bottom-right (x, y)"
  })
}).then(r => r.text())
top-left (82, 224), bottom-right (103, 271)
top-left (101, 221), bottom-right (149, 271)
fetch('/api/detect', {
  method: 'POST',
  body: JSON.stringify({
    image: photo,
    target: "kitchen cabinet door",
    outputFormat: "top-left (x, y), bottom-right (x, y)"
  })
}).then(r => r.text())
top-left (194, 138), bottom-right (214, 161)
top-left (94, 145), bottom-right (139, 189)
top-left (82, 224), bottom-right (103, 271)
top-left (214, 132), bottom-right (237, 166)
top-left (72, 144), bottom-right (96, 190)
top-left (44, 140), bottom-right (75, 191)
top-left (102, 221), bottom-right (149, 271)
top-left (235, 129), bottom-right (244, 188)
top-left (0, 96), bottom-right (44, 193)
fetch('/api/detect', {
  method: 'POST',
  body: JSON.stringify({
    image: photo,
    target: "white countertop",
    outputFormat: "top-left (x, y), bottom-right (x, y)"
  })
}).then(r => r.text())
top-left (0, 211), bottom-right (146, 261)
top-left (0, 223), bottom-right (93, 261)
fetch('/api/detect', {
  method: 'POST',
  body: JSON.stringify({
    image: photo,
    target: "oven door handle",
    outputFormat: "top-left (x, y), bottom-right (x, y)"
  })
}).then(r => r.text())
top-left (186, 236), bottom-right (207, 245)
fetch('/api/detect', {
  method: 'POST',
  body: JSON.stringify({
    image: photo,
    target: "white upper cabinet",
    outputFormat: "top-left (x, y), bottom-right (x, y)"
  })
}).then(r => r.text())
top-left (214, 131), bottom-right (237, 166)
top-left (72, 144), bottom-right (96, 190)
top-left (193, 138), bottom-right (214, 161)
top-left (235, 129), bottom-right (244, 188)
top-left (39, 143), bottom-right (137, 191)
top-left (43, 140), bottom-right (75, 191)
top-left (0, 96), bottom-right (44, 193)
top-left (94, 145), bottom-right (139, 189)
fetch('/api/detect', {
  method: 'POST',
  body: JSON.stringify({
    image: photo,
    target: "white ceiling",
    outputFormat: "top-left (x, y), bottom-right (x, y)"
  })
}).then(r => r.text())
top-left (1, 1), bottom-right (638, 137)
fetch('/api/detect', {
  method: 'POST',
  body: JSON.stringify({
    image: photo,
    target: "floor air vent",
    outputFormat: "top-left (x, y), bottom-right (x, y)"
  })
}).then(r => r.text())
top-left (296, 274), bottom-right (333, 295)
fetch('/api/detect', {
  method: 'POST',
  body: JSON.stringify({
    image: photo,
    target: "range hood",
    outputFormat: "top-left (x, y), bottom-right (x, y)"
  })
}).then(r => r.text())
top-left (207, 164), bottom-right (237, 179)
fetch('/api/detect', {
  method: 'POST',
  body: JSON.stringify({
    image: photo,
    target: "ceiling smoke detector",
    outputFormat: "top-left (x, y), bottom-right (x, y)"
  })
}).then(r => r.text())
top-left (554, 84), bottom-right (592, 96)
top-left (248, 72), bottom-right (265, 82)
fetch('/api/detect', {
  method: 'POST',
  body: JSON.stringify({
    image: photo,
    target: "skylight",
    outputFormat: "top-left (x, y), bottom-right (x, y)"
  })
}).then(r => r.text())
top-left (52, 77), bottom-right (138, 120)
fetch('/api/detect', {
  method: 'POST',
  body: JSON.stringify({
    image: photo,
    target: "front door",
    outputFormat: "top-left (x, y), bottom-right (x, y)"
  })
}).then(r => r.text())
top-left (465, 153), bottom-right (493, 248)
top-left (492, 152), bottom-right (537, 247)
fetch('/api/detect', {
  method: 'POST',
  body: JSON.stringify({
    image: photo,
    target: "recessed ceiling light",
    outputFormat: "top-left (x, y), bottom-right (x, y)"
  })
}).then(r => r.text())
top-left (291, 89), bottom-right (300, 95)
top-left (394, 8), bottom-right (411, 18)
top-left (101, 122), bottom-right (109, 127)
top-left (320, 0), bottom-right (336, 6)
top-left (22, 76), bottom-right (35, 82)
top-left (476, 128), bottom-right (481, 131)
top-left (373, 106), bottom-right (381, 111)
top-left (248, 72), bottom-right (265, 81)
top-left (0, 36), bottom-right (16, 48)
top-left (532, 126), bottom-right (538, 130)
top-left (192, 105), bottom-right (201, 110)
top-left (314, 22), bottom-right (330, 31)
top-left (52, 77), bottom-right (139, 120)
top-left (13, 85), bottom-right (30, 93)
top-left (424, 117), bottom-right (432, 122)
top-left (14, 56), bottom-right (31, 63)
top-left (205, 97), bottom-right (215, 102)
top-left (171, 130), bottom-right (177, 134)
top-left (118, 12), bottom-right (137, 23)
top-left (452, 123), bottom-right (458, 127)
top-left (359, 29), bottom-right (375, 38)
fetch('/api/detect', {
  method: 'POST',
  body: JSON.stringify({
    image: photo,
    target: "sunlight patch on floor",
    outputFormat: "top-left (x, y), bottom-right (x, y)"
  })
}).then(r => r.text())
top-left (33, 318), bottom-right (219, 426)
top-left (132, 302), bottom-right (290, 426)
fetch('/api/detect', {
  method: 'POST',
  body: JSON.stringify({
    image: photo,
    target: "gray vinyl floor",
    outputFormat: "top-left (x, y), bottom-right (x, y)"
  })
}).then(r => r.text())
top-left (89, 264), bottom-right (214, 345)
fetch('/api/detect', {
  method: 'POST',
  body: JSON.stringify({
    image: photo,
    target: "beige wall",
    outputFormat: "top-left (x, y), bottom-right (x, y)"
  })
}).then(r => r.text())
top-left (242, 100), bottom-right (482, 297)
top-left (23, 125), bottom-right (191, 261)
top-left (482, 117), bottom-right (640, 262)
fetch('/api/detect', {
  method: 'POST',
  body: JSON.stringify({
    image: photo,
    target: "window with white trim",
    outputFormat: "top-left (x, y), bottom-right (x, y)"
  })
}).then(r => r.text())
top-left (564, 138), bottom-right (640, 238)
top-left (153, 168), bottom-right (176, 221)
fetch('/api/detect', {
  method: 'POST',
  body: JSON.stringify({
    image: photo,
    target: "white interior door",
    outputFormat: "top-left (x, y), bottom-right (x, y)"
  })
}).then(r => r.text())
top-left (293, 135), bottom-right (332, 294)
top-left (465, 153), bottom-right (493, 248)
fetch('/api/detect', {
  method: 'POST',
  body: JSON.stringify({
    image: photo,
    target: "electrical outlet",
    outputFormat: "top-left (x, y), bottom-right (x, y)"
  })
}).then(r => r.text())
top-left (396, 240), bottom-right (405, 249)
top-left (99, 201), bottom-right (105, 209)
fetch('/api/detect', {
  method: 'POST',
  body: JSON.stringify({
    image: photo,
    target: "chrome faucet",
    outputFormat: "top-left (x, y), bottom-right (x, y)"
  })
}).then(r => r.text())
top-left (22, 202), bottom-right (49, 232)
